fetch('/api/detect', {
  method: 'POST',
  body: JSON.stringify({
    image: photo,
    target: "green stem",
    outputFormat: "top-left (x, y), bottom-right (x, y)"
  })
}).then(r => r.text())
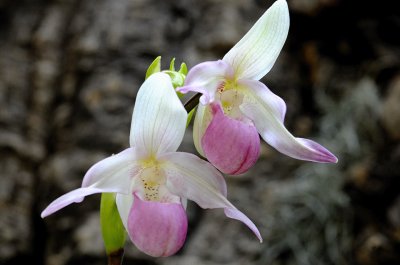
top-left (184, 93), bottom-right (201, 112)
top-left (108, 248), bottom-right (124, 265)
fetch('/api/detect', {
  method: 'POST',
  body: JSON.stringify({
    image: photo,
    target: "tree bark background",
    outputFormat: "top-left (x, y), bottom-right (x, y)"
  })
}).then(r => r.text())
top-left (0, 0), bottom-right (399, 264)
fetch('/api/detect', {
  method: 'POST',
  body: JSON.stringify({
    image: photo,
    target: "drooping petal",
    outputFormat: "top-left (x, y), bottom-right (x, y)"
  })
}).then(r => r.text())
top-left (127, 194), bottom-right (188, 257)
top-left (240, 80), bottom-right (338, 163)
top-left (161, 152), bottom-right (262, 241)
top-left (177, 60), bottom-right (234, 105)
top-left (223, 0), bottom-right (289, 80)
top-left (41, 187), bottom-right (114, 218)
top-left (41, 148), bottom-right (137, 218)
top-left (129, 72), bottom-right (187, 157)
top-left (202, 103), bottom-right (260, 175)
top-left (238, 80), bottom-right (286, 123)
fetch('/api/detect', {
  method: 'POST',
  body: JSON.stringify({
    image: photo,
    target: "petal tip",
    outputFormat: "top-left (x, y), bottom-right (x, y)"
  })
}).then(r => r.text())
top-left (274, 0), bottom-right (289, 12)
top-left (314, 151), bottom-right (339, 164)
top-left (40, 210), bottom-right (48, 219)
top-left (312, 144), bottom-right (338, 164)
top-left (277, 0), bottom-right (288, 6)
top-left (280, 138), bottom-right (339, 164)
top-left (224, 207), bottom-right (262, 243)
top-left (328, 154), bottom-right (339, 164)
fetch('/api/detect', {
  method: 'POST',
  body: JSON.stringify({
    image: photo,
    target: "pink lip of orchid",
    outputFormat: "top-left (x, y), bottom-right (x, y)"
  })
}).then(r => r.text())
top-left (41, 72), bottom-right (262, 257)
top-left (178, 0), bottom-right (338, 175)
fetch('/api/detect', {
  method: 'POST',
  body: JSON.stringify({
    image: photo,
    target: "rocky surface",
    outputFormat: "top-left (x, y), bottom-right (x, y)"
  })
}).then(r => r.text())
top-left (0, 0), bottom-right (399, 264)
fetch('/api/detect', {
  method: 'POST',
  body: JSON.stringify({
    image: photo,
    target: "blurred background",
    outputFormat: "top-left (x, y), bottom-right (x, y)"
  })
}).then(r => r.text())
top-left (1, 0), bottom-right (399, 264)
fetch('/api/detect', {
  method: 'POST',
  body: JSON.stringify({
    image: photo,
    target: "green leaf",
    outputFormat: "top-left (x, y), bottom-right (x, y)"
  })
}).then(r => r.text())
top-left (186, 107), bottom-right (196, 127)
top-left (145, 56), bottom-right (161, 79)
top-left (100, 193), bottom-right (126, 255)
top-left (169, 58), bottom-right (176, 71)
top-left (178, 62), bottom-right (188, 75)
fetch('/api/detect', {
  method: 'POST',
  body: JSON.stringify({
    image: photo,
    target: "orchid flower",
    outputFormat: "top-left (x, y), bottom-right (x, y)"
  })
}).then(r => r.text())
top-left (41, 73), bottom-right (261, 257)
top-left (178, 0), bottom-right (337, 175)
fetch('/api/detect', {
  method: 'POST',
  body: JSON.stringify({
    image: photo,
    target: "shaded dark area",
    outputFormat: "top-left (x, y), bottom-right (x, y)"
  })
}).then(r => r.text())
top-left (1, 0), bottom-right (399, 264)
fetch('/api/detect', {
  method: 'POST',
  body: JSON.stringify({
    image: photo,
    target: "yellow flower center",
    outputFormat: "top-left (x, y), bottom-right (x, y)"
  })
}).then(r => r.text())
top-left (138, 158), bottom-right (165, 201)
top-left (217, 84), bottom-right (245, 120)
top-left (218, 79), bottom-right (236, 93)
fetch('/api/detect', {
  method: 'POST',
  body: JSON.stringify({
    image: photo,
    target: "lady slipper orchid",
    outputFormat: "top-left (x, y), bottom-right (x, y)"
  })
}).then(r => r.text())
top-left (178, 0), bottom-right (337, 175)
top-left (41, 73), bottom-right (261, 257)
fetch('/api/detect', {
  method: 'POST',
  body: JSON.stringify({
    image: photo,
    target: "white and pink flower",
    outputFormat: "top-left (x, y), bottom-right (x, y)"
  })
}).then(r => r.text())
top-left (178, 0), bottom-right (337, 175)
top-left (41, 73), bottom-right (261, 257)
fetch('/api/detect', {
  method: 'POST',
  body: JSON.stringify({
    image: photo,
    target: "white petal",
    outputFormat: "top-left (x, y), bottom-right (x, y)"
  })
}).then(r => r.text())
top-left (240, 80), bottom-right (338, 163)
top-left (116, 193), bottom-right (134, 230)
top-left (129, 73), bottom-right (187, 157)
top-left (42, 187), bottom-right (117, 218)
top-left (238, 80), bottom-right (286, 123)
top-left (223, 0), bottom-right (289, 80)
top-left (160, 152), bottom-right (262, 241)
top-left (177, 60), bottom-right (234, 104)
top-left (161, 152), bottom-right (227, 200)
top-left (82, 147), bottom-right (137, 188)
top-left (41, 148), bottom-right (138, 218)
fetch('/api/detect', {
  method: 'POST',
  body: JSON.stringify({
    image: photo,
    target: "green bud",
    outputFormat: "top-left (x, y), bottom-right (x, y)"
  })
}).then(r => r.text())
top-left (145, 56), bottom-right (188, 99)
top-left (169, 58), bottom-right (176, 71)
top-left (100, 193), bottom-right (126, 255)
top-left (178, 62), bottom-right (188, 76)
top-left (163, 70), bottom-right (185, 89)
top-left (145, 56), bottom-right (161, 79)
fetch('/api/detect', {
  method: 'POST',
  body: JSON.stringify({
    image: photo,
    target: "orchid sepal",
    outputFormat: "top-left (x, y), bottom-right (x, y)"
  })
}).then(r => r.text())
top-left (223, 0), bottom-right (289, 80)
top-left (239, 80), bottom-right (338, 163)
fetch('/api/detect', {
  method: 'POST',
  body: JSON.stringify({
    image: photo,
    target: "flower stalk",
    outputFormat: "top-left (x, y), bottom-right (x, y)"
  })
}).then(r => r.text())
top-left (108, 248), bottom-right (124, 265)
top-left (183, 93), bottom-right (201, 113)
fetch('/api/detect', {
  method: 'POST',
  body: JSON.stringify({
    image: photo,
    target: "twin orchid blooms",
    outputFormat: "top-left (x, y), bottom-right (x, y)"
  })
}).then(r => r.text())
top-left (41, 0), bottom-right (337, 258)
